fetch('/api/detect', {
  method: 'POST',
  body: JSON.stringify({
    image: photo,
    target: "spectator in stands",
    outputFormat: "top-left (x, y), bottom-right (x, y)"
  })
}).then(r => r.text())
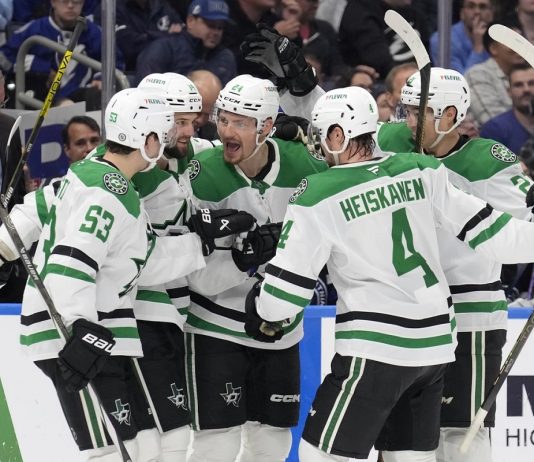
top-left (12, 0), bottom-right (98, 22)
top-left (519, 136), bottom-right (534, 178)
top-left (188, 69), bottom-right (221, 140)
top-left (338, 0), bottom-right (430, 79)
top-left (480, 63), bottom-right (534, 154)
top-left (222, 0), bottom-right (301, 76)
top-left (348, 66), bottom-right (376, 92)
top-left (430, 0), bottom-right (493, 73)
top-left (384, 62), bottom-right (419, 120)
top-left (117, 0), bottom-right (183, 72)
top-left (0, 1), bottom-right (12, 32)
top-left (372, 82), bottom-right (392, 122)
top-left (0, 0), bottom-right (122, 108)
top-left (465, 19), bottom-right (524, 125)
top-left (513, 0), bottom-right (534, 44)
top-left (61, 115), bottom-right (101, 162)
top-left (295, 0), bottom-right (348, 84)
top-left (135, 0), bottom-right (236, 85)
top-left (315, 0), bottom-right (346, 32)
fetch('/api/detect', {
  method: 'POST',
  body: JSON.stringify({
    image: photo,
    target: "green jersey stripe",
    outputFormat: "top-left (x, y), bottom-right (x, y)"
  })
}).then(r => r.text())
top-left (453, 300), bottom-right (508, 314)
top-left (44, 263), bottom-right (95, 284)
top-left (35, 188), bottom-right (49, 226)
top-left (136, 289), bottom-right (173, 304)
top-left (335, 330), bottom-right (453, 348)
top-left (108, 327), bottom-right (140, 339)
top-left (0, 378), bottom-right (23, 461)
top-left (151, 201), bottom-right (187, 230)
top-left (264, 283), bottom-right (310, 308)
top-left (20, 329), bottom-right (61, 345)
top-left (468, 213), bottom-right (513, 250)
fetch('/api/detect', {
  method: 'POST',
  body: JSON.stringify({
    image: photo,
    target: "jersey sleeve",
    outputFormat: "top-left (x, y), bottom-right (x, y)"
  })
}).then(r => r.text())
top-left (0, 183), bottom-right (57, 261)
top-left (425, 163), bottom-right (534, 265)
top-left (139, 232), bottom-right (206, 285)
top-left (256, 201), bottom-right (331, 322)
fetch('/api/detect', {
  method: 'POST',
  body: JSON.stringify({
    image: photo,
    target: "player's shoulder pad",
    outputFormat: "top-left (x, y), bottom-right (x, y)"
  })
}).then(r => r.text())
top-left (187, 146), bottom-right (248, 202)
top-left (70, 158), bottom-right (140, 218)
top-left (442, 138), bottom-right (519, 181)
top-left (132, 165), bottom-right (174, 199)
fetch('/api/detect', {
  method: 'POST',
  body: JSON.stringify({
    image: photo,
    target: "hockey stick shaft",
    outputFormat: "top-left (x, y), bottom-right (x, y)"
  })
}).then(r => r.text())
top-left (0, 205), bottom-right (133, 462)
top-left (384, 10), bottom-right (431, 153)
top-left (1, 115), bottom-right (22, 195)
top-left (2, 16), bottom-right (86, 209)
top-left (460, 309), bottom-right (534, 453)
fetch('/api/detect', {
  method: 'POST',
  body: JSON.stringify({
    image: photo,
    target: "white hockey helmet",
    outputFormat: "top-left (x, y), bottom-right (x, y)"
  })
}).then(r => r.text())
top-left (105, 87), bottom-right (175, 163)
top-left (138, 72), bottom-right (203, 113)
top-left (309, 86), bottom-right (378, 164)
top-left (216, 74), bottom-right (280, 134)
top-left (400, 67), bottom-right (471, 135)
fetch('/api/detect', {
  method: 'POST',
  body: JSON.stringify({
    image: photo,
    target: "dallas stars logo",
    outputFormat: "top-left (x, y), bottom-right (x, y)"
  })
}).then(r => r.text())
top-left (103, 172), bottom-right (128, 195)
top-left (491, 143), bottom-right (516, 163)
top-left (111, 399), bottom-right (131, 425)
top-left (289, 178), bottom-right (308, 203)
top-left (220, 382), bottom-right (241, 407)
top-left (167, 383), bottom-right (188, 411)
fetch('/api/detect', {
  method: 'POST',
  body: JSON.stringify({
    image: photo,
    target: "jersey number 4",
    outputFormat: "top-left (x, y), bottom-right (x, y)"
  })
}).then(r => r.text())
top-left (392, 208), bottom-right (438, 288)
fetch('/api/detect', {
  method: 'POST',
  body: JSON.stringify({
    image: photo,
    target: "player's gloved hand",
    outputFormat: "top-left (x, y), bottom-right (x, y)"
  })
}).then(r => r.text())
top-left (240, 23), bottom-right (317, 96)
top-left (274, 113), bottom-right (309, 144)
top-left (232, 222), bottom-right (281, 272)
top-left (57, 319), bottom-right (115, 393)
top-left (245, 281), bottom-right (284, 342)
top-left (187, 208), bottom-right (256, 256)
top-left (526, 183), bottom-right (534, 208)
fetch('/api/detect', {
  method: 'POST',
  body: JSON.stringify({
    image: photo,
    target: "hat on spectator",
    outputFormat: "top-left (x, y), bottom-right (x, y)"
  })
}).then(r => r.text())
top-left (188, 0), bottom-right (229, 21)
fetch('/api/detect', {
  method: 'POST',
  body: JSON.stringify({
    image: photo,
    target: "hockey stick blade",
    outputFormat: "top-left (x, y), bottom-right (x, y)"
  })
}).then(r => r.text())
top-left (460, 309), bottom-right (534, 453)
top-left (384, 10), bottom-right (430, 70)
top-left (1, 115), bottom-right (22, 195)
top-left (489, 24), bottom-right (534, 69)
top-left (384, 10), bottom-right (431, 153)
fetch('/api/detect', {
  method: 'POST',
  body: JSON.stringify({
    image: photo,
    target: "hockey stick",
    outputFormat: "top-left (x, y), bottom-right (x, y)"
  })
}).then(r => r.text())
top-left (1, 16), bottom-right (86, 209)
top-left (1, 115), bottom-right (22, 195)
top-left (0, 206), bottom-right (133, 461)
top-left (459, 310), bottom-right (534, 453)
top-left (459, 24), bottom-right (534, 453)
top-left (384, 10), bottom-right (431, 153)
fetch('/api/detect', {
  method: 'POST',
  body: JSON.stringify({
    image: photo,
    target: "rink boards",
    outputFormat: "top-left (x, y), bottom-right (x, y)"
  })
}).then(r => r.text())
top-left (1, 304), bottom-right (533, 462)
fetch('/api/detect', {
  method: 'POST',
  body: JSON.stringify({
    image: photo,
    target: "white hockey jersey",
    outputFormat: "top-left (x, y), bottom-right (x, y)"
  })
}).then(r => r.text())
top-left (377, 122), bottom-right (534, 331)
top-left (20, 156), bottom-right (205, 360)
top-left (257, 154), bottom-right (534, 367)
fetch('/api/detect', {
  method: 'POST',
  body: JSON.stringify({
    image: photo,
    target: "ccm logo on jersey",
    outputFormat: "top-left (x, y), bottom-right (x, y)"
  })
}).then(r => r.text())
top-left (82, 333), bottom-right (114, 353)
top-left (270, 394), bottom-right (300, 403)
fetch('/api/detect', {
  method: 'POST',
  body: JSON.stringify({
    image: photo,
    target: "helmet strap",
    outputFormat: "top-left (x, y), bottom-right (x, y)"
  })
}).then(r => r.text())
top-left (241, 126), bottom-right (276, 164)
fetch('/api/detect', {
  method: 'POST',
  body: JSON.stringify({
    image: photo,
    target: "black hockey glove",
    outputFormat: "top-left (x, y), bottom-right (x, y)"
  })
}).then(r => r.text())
top-left (187, 208), bottom-right (256, 256)
top-left (232, 222), bottom-right (282, 272)
top-left (240, 23), bottom-right (317, 96)
top-left (57, 319), bottom-right (115, 393)
top-left (274, 114), bottom-right (309, 144)
top-left (526, 183), bottom-right (534, 208)
top-left (245, 281), bottom-right (284, 342)
top-left (0, 259), bottom-right (13, 289)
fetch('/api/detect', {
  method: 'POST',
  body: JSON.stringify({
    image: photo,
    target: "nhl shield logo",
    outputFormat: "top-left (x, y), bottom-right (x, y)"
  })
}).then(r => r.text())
top-left (188, 159), bottom-right (201, 181)
top-left (289, 178), bottom-right (308, 203)
top-left (103, 172), bottom-right (129, 195)
top-left (491, 144), bottom-right (516, 163)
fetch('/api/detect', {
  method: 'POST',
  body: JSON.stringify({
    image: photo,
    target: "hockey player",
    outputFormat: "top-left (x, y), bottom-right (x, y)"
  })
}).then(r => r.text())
top-left (247, 85), bottom-right (534, 462)
top-left (138, 72), bottom-right (219, 174)
top-left (377, 67), bottom-right (534, 462)
top-left (183, 74), bottom-right (327, 462)
top-left (16, 87), bottom-right (255, 462)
